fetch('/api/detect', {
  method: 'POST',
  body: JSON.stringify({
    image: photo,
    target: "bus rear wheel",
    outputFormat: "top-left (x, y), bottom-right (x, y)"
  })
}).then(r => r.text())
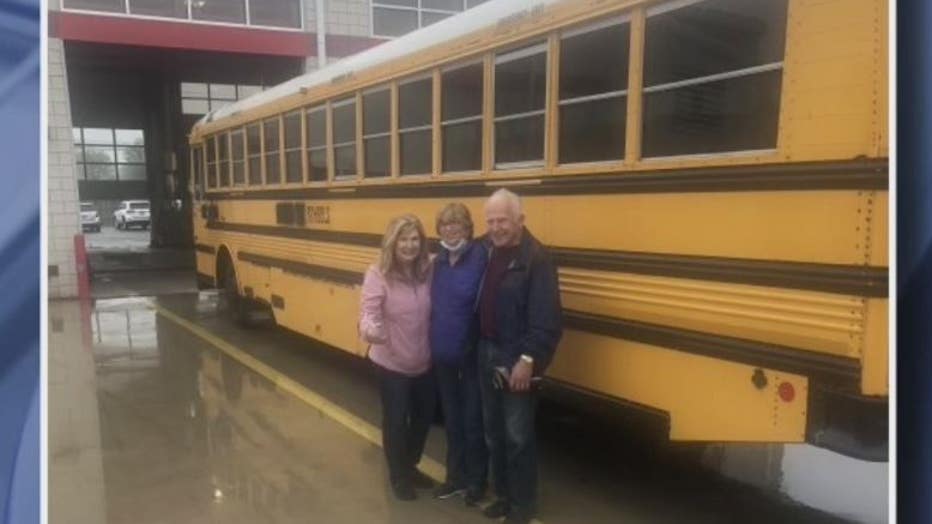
top-left (219, 255), bottom-right (254, 327)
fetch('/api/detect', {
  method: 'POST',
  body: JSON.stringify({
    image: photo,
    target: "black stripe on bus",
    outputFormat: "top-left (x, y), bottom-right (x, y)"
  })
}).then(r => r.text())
top-left (204, 159), bottom-right (888, 201)
top-left (195, 243), bottom-right (216, 255)
top-left (228, 249), bottom-right (863, 388)
top-left (552, 247), bottom-right (888, 298)
top-left (563, 309), bottom-right (860, 389)
top-left (237, 251), bottom-right (364, 287)
top-left (212, 221), bottom-right (887, 297)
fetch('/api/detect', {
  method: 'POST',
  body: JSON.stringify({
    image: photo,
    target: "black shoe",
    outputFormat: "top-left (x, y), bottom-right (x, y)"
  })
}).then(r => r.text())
top-left (392, 482), bottom-right (417, 501)
top-left (482, 499), bottom-right (510, 519)
top-left (464, 487), bottom-right (485, 506)
top-left (410, 469), bottom-right (436, 490)
top-left (433, 482), bottom-right (467, 499)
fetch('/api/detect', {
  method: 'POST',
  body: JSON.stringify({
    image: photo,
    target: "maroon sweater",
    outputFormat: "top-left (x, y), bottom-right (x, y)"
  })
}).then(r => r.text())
top-left (478, 244), bottom-right (519, 340)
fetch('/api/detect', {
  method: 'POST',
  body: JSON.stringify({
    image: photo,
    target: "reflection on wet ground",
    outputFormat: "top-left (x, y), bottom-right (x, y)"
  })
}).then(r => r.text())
top-left (49, 289), bottom-right (858, 524)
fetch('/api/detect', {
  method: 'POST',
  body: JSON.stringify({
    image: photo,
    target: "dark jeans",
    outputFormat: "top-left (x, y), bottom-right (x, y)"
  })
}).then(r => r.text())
top-left (478, 338), bottom-right (538, 518)
top-left (376, 364), bottom-right (436, 488)
top-left (435, 357), bottom-right (488, 491)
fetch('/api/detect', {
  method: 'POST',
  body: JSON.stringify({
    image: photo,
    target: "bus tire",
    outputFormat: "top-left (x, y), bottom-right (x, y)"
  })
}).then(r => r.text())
top-left (218, 251), bottom-right (254, 327)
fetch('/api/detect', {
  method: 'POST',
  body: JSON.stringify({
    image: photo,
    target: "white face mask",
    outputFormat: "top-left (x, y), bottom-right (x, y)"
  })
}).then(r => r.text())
top-left (441, 238), bottom-right (467, 254)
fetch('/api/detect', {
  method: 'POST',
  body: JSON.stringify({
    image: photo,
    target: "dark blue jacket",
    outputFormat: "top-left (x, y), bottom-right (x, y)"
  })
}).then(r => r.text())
top-left (430, 240), bottom-right (488, 365)
top-left (482, 229), bottom-right (563, 375)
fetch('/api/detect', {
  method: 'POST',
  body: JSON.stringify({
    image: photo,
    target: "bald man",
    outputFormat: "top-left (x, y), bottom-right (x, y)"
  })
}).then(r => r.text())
top-left (475, 188), bottom-right (562, 524)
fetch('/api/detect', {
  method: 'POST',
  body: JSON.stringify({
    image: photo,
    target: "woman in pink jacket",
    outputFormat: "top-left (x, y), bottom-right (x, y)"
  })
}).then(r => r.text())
top-left (359, 214), bottom-right (436, 500)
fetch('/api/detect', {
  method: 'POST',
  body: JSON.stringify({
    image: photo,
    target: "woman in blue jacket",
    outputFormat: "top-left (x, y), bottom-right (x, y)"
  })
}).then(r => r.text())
top-left (430, 203), bottom-right (488, 505)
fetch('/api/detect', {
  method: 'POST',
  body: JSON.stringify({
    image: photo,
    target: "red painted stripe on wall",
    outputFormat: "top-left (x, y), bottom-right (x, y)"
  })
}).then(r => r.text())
top-left (49, 11), bottom-right (312, 56)
top-left (50, 11), bottom-right (386, 58)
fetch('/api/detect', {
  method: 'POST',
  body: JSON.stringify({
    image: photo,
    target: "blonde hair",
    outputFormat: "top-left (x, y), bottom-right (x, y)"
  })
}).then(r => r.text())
top-left (435, 202), bottom-right (474, 239)
top-left (378, 214), bottom-right (431, 282)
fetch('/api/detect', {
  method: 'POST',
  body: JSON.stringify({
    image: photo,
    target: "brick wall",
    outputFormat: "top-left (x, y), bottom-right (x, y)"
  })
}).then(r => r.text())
top-left (48, 38), bottom-right (81, 299)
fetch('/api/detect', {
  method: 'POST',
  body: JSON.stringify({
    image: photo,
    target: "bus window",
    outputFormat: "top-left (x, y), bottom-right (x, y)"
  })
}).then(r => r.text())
top-left (284, 111), bottom-right (303, 183)
top-left (306, 106), bottom-right (328, 182)
top-left (264, 117), bottom-right (282, 184)
top-left (559, 18), bottom-right (629, 164)
top-left (441, 62), bottom-right (483, 173)
top-left (363, 88), bottom-right (391, 178)
top-left (332, 97), bottom-right (357, 178)
top-left (218, 132), bottom-right (230, 187)
top-left (246, 123), bottom-right (262, 185)
top-left (231, 128), bottom-right (245, 185)
top-left (398, 77), bottom-right (432, 176)
top-left (494, 42), bottom-right (547, 167)
top-left (642, 0), bottom-right (788, 157)
top-left (206, 136), bottom-right (217, 188)
top-left (192, 146), bottom-right (203, 199)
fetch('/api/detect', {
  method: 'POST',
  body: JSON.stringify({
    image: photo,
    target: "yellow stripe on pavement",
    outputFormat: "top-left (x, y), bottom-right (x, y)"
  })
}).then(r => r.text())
top-left (151, 302), bottom-right (447, 481)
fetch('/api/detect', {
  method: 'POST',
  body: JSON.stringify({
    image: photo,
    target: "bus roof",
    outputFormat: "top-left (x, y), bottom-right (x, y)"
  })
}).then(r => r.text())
top-left (198, 0), bottom-right (564, 129)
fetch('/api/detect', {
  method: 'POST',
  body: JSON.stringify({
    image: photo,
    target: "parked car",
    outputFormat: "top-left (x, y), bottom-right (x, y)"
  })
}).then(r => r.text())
top-left (113, 200), bottom-right (151, 230)
top-left (80, 202), bottom-right (101, 233)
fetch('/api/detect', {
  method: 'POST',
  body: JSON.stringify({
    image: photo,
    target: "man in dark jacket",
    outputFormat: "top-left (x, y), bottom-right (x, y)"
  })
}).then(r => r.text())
top-left (476, 188), bottom-right (562, 524)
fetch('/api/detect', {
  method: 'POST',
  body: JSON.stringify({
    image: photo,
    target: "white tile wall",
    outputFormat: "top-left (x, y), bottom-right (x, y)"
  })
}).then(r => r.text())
top-left (47, 38), bottom-right (81, 299)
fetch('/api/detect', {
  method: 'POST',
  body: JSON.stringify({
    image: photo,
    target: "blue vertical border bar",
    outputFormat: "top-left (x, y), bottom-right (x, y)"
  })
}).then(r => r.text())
top-left (0, 0), bottom-right (41, 521)
top-left (897, 0), bottom-right (932, 522)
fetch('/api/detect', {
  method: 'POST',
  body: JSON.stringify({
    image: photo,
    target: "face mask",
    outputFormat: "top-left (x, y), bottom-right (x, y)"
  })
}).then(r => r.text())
top-left (441, 238), bottom-right (467, 254)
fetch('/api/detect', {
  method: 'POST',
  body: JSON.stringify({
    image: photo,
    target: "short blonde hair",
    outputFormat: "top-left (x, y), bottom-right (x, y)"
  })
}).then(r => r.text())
top-left (435, 202), bottom-right (474, 239)
top-left (378, 214), bottom-right (431, 283)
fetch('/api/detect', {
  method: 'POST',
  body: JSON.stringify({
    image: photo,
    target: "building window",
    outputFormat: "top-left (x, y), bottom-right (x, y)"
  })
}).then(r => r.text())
top-left (494, 43), bottom-right (547, 167)
top-left (126, 0), bottom-right (187, 19)
top-left (63, 0), bottom-right (303, 30)
top-left (559, 19), bottom-right (629, 164)
top-left (283, 111), bottom-right (304, 183)
top-left (363, 88), bottom-right (391, 178)
top-left (642, 0), bottom-right (788, 158)
top-left (371, 0), bottom-right (487, 38)
top-left (181, 83), bottom-right (263, 116)
top-left (231, 129), bottom-right (246, 185)
top-left (263, 118), bottom-right (282, 184)
top-left (250, 0), bottom-right (301, 29)
top-left (73, 127), bottom-right (146, 182)
top-left (332, 98), bottom-right (357, 178)
top-left (305, 106), bottom-right (328, 182)
top-left (398, 77), bottom-right (432, 175)
top-left (441, 62), bottom-right (483, 173)
top-left (246, 123), bottom-right (262, 185)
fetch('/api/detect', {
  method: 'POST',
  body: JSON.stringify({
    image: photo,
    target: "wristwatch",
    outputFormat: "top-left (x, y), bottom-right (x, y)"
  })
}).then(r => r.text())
top-left (519, 354), bottom-right (534, 365)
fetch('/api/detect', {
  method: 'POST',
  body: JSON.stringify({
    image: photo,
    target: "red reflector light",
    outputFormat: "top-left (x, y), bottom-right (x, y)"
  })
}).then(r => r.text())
top-left (778, 382), bottom-right (795, 402)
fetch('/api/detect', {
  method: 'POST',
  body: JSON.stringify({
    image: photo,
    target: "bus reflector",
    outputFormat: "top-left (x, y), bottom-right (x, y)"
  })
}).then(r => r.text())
top-left (778, 382), bottom-right (795, 402)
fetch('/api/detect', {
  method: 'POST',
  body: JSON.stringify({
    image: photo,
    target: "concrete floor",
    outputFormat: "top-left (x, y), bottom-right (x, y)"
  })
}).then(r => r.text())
top-left (48, 271), bottom-right (856, 524)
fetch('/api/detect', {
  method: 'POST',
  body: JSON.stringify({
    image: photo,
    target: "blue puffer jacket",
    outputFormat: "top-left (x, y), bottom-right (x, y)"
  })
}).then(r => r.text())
top-left (429, 240), bottom-right (488, 365)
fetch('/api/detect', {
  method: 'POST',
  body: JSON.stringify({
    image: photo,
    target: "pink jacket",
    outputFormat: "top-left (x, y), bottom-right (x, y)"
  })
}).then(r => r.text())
top-left (359, 264), bottom-right (432, 376)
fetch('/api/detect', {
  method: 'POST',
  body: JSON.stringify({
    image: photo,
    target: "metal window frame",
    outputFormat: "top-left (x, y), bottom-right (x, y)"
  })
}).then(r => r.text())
top-left (642, 62), bottom-right (784, 94)
top-left (63, 0), bottom-right (305, 30)
top-left (370, 0), bottom-right (466, 38)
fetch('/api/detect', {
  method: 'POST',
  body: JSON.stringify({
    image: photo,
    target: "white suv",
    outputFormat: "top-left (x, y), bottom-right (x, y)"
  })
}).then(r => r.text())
top-left (113, 200), bottom-right (151, 230)
top-left (80, 202), bottom-right (101, 233)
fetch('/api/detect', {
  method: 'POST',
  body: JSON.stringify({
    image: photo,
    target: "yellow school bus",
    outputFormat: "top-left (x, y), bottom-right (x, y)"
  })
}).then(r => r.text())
top-left (188, 0), bottom-right (888, 459)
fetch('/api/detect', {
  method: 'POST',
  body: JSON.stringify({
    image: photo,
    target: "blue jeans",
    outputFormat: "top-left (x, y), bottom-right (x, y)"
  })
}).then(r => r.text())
top-left (478, 338), bottom-right (538, 518)
top-left (376, 364), bottom-right (436, 488)
top-left (435, 356), bottom-right (488, 491)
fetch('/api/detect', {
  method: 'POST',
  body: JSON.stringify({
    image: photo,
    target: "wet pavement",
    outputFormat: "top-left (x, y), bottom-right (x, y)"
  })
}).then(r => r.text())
top-left (48, 271), bottom-right (863, 524)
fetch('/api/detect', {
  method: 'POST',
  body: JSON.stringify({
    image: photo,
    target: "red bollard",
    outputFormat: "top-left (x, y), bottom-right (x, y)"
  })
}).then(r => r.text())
top-left (73, 234), bottom-right (90, 300)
